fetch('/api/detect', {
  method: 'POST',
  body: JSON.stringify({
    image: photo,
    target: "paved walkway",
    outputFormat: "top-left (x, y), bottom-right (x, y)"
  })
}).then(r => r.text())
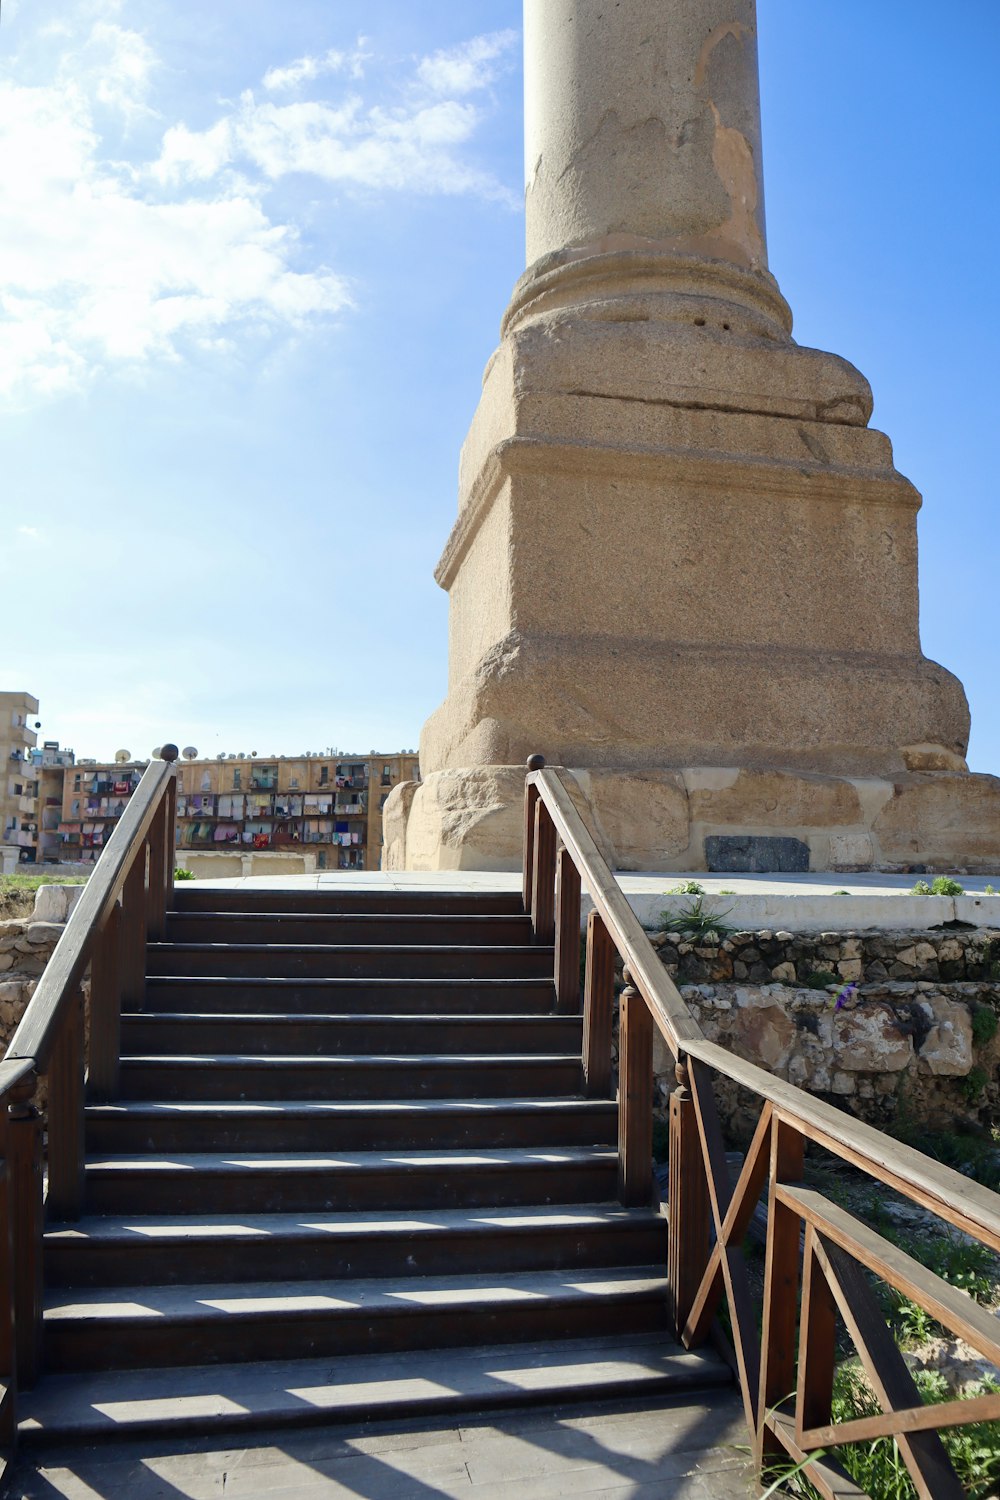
top-left (11, 1392), bottom-right (753, 1498)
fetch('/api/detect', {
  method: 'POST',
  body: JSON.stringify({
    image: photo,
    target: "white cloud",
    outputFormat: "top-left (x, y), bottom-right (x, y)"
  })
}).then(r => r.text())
top-left (154, 90), bottom-right (509, 201)
top-left (0, 79), bottom-right (350, 399)
top-left (0, 15), bottom-right (516, 402)
top-left (417, 30), bottom-right (519, 97)
top-left (81, 21), bottom-right (157, 117)
top-left (17, 526), bottom-right (45, 542)
top-left (263, 43), bottom-right (368, 93)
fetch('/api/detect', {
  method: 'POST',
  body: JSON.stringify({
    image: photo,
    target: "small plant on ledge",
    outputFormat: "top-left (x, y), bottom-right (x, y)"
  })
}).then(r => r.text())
top-left (911, 876), bottom-right (964, 896)
top-left (658, 893), bottom-right (734, 942)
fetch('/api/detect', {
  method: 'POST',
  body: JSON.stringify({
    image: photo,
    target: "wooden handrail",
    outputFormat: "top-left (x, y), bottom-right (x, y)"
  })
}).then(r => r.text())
top-left (527, 768), bottom-right (700, 1047)
top-left (0, 743), bottom-right (178, 1464)
top-left (524, 759), bottom-right (1000, 1498)
top-left (528, 765), bottom-right (1000, 1250)
top-left (7, 754), bottom-right (176, 1071)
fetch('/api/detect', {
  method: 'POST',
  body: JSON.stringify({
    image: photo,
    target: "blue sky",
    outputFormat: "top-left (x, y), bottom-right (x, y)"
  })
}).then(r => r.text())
top-left (2, 1), bottom-right (997, 773)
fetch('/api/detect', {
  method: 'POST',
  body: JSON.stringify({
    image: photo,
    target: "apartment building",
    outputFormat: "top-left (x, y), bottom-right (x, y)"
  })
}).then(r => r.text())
top-left (174, 752), bottom-right (419, 871)
top-left (53, 750), bottom-right (419, 872)
top-left (1, 692), bottom-right (40, 862)
top-left (33, 741), bottom-right (76, 866)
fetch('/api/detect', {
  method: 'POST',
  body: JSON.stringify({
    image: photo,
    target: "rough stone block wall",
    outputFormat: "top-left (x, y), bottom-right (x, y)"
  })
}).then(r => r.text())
top-left (644, 927), bottom-right (1000, 1136)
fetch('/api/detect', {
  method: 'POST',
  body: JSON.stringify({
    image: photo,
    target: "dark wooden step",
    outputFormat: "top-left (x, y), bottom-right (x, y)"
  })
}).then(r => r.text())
top-left (84, 1096), bottom-right (617, 1154)
top-left (44, 1266), bottom-right (668, 1371)
top-left (170, 888), bottom-right (525, 917)
top-left (138, 976), bottom-right (556, 1015)
top-left (146, 943), bottom-right (555, 980)
top-left (117, 1052), bottom-right (583, 1102)
top-left (18, 1332), bottom-right (732, 1442)
top-left (46, 1203), bottom-right (664, 1287)
top-left (120, 1012), bottom-right (582, 1057)
top-left (82, 1144), bottom-right (618, 1214)
top-left (164, 913), bottom-right (535, 947)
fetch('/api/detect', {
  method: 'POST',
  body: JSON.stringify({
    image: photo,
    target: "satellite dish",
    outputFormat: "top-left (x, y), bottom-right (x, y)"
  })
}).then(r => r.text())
top-left (251, 751), bottom-right (257, 758)
top-left (182, 746), bottom-right (198, 761)
top-left (216, 753), bottom-right (226, 761)
top-left (227, 753), bottom-right (236, 760)
top-left (152, 747), bottom-right (162, 759)
top-left (114, 749), bottom-right (131, 764)
top-left (237, 752), bottom-right (246, 760)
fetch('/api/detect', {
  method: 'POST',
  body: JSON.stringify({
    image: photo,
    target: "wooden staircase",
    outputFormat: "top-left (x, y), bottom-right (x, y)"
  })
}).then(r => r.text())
top-left (19, 885), bottom-right (730, 1441)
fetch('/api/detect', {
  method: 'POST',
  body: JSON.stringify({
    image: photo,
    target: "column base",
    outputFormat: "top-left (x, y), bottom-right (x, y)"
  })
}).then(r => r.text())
top-left (384, 766), bottom-right (1000, 875)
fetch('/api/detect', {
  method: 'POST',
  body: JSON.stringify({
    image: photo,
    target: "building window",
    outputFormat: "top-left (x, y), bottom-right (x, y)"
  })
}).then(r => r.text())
top-left (233, 770), bottom-right (241, 789)
top-left (319, 766), bottom-right (329, 785)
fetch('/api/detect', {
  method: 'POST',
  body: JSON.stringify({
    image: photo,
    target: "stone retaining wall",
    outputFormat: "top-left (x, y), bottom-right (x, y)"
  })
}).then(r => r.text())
top-left (645, 926), bottom-right (1000, 1134)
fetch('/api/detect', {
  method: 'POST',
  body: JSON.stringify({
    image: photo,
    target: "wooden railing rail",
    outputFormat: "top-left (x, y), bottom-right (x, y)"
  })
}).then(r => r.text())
top-left (524, 758), bottom-right (1000, 1500)
top-left (0, 746), bottom-right (178, 1479)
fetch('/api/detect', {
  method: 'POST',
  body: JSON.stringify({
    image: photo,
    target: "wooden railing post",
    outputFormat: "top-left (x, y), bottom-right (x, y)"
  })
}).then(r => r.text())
top-left (8, 1077), bottom-right (43, 1388)
top-left (756, 1117), bottom-right (806, 1469)
top-left (618, 974), bottom-right (653, 1206)
top-left (553, 846), bottom-right (582, 1013)
top-left (45, 989), bottom-right (85, 1222)
top-left (145, 797), bottom-right (167, 942)
top-left (523, 755), bottom-right (545, 917)
top-left (89, 899), bottom-right (123, 1102)
top-left (120, 849), bottom-right (147, 1009)
top-left (667, 1058), bottom-right (710, 1340)
top-left (582, 911), bottom-right (614, 1097)
top-left (163, 763), bottom-right (178, 906)
top-left (531, 801), bottom-right (557, 945)
top-left (0, 1100), bottom-right (16, 1455)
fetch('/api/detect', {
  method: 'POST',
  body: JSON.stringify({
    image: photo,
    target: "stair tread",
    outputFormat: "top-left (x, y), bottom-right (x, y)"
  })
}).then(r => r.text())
top-left (84, 1144), bottom-right (616, 1172)
top-left (119, 1052), bottom-right (582, 1066)
top-left (47, 1202), bottom-right (658, 1243)
top-left (45, 1265), bottom-right (666, 1321)
top-left (148, 942), bottom-right (554, 954)
top-left (124, 1011), bottom-right (574, 1024)
top-left (85, 1096), bottom-right (615, 1117)
top-left (18, 1331), bottom-right (730, 1439)
top-left (168, 913), bottom-right (532, 924)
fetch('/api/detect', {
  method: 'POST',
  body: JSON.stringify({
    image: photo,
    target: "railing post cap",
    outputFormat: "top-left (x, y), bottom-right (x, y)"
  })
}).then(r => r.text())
top-left (159, 744), bottom-right (179, 763)
top-left (526, 754), bottom-right (546, 771)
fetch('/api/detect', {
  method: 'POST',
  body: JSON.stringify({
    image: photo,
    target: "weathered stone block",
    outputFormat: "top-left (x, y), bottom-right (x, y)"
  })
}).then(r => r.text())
top-left (918, 1000), bottom-right (974, 1077)
top-left (874, 773), bottom-right (1000, 869)
top-left (833, 1006), bottom-right (913, 1072)
top-left (689, 770), bottom-right (863, 829)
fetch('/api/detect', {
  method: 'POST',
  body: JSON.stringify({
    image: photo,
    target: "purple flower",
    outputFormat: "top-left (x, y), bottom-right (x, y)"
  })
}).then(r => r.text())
top-left (834, 982), bottom-right (857, 1011)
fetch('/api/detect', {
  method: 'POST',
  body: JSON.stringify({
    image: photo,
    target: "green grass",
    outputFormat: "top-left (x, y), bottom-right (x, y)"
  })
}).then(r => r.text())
top-left (971, 1005), bottom-right (999, 1049)
top-left (0, 873), bottom-right (88, 889)
top-left (771, 1368), bottom-right (1000, 1499)
top-left (1, 872), bottom-right (89, 919)
top-left (804, 969), bottom-right (838, 990)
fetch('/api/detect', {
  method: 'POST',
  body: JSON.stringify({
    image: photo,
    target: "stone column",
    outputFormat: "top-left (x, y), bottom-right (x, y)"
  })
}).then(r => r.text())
top-left (524, 0), bottom-right (768, 272)
top-left (385, 0), bottom-right (989, 876)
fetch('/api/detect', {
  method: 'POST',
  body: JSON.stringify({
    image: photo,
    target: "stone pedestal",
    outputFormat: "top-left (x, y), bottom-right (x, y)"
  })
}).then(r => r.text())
top-left (387, 0), bottom-right (996, 875)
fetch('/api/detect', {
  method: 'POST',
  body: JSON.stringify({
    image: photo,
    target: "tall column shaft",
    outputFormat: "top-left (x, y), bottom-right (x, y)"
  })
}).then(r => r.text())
top-left (524, 0), bottom-right (767, 272)
top-left (390, 0), bottom-right (978, 875)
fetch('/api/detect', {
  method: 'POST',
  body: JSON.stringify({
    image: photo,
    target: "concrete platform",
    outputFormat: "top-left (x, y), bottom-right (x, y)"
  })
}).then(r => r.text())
top-left (182, 869), bottom-right (1000, 934)
top-left (9, 1387), bottom-right (753, 1498)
